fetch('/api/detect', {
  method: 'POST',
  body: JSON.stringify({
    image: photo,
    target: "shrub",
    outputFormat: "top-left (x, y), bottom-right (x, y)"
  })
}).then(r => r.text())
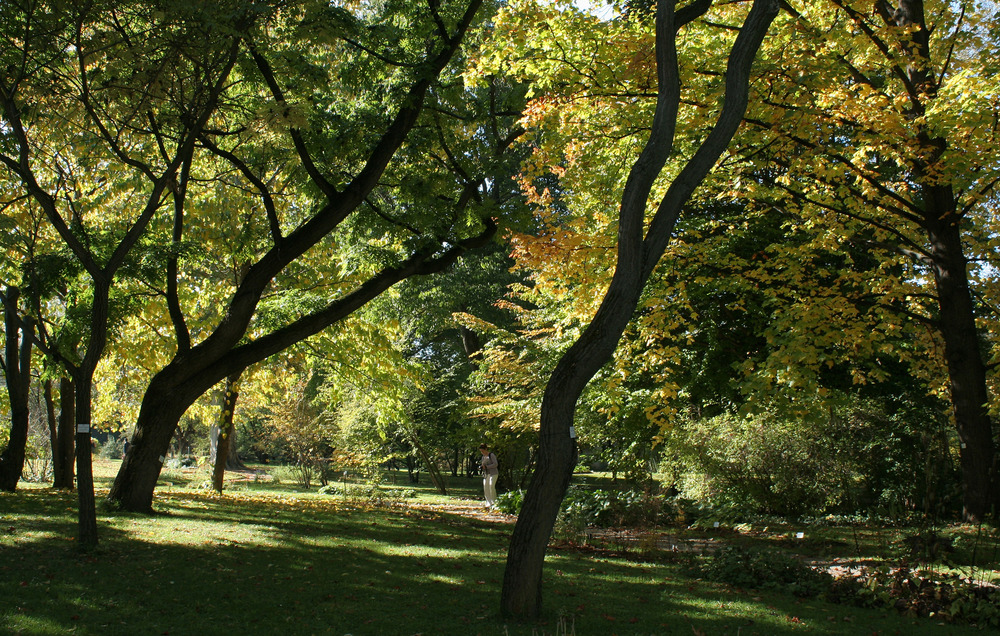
top-left (318, 481), bottom-right (411, 507)
top-left (828, 566), bottom-right (1000, 627)
top-left (495, 489), bottom-right (524, 515)
top-left (495, 486), bottom-right (674, 528)
top-left (269, 464), bottom-right (316, 488)
top-left (699, 546), bottom-right (832, 598)
top-left (665, 399), bottom-right (957, 518)
top-left (560, 485), bottom-right (672, 529)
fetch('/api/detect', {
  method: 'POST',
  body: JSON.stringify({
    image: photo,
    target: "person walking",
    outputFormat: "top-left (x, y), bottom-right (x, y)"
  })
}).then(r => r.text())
top-left (479, 444), bottom-right (498, 509)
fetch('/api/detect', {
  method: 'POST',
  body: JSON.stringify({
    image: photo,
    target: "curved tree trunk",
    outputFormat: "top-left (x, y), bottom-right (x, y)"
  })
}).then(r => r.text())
top-left (107, 0), bottom-right (488, 513)
top-left (500, 0), bottom-right (779, 619)
top-left (112, 369), bottom-right (203, 512)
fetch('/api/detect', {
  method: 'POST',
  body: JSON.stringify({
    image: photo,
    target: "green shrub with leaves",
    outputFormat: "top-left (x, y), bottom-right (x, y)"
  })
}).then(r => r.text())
top-left (495, 486), bottom-right (672, 529)
top-left (667, 399), bottom-right (954, 517)
top-left (699, 546), bottom-right (832, 598)
top-left (559, 485), bottom-right (673, 529)
top-left (495, 489), bottom-right (525, 515)
top-left (828, 566), bottom-right (1000, 627)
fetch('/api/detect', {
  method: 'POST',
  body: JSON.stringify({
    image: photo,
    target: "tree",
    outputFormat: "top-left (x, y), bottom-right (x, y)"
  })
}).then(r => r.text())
top-left (391, 239), bottom-right (528, 486)
top-left (107, 0), bottom-right (527, 513)
top-left (739, 0), bottom-right (1000, 520)
top-left (487, 0), bottom-right (779, 618)
top-left (0, 0), bottom-right (252, 544)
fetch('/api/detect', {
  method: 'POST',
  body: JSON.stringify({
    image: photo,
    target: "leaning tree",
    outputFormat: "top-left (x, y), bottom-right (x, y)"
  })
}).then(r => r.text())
top-left (107, 0), bottom-right (531, 512)
top-left (493, 0), bottom-right (780, 618)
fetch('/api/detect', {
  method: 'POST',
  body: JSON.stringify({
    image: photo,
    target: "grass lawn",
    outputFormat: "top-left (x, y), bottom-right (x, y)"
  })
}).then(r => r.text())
top-left (0, 460), bottom-right (996, 635)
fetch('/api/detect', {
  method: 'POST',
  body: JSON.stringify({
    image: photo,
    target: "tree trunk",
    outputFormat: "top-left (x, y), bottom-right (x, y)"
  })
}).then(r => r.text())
top-left (0, 290), bottom-right (33, 492)
top-left (925, 212), bottom-right (998, 521)
top-left (408, 431), bottom-right (448, 495)
top-left (109, 219), bottom-right (497, 511)
top-left (45, 380), bottom-right (58, 484)
top-left (112, 373), bottom-right (198, 512)
top-left (212, 372), bottom-right (241, 493)
top-left (500, 0), bottom-right (779, 619)
top-left (106, 1), bottom-right (490, 513)
top-left (74, 373), bottom-right (98, 547)
top-left (890, 0), bottom-right (998, 523)
top-left (53, 377), bottom-right (76, 489)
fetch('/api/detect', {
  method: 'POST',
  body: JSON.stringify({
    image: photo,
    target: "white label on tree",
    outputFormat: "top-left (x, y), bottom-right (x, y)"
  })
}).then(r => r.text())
top-left (159, 455), bottom-right (166, 463)
top-left (76, 424), bottom-right (89, 434)
top-left (569, 426), bottom-right (577, 439)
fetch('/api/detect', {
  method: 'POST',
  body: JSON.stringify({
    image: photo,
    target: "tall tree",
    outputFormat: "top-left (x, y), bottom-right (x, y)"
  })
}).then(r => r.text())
top-left (492, 0), bottom-right (779, 618)
top-left (0, 0), bottom-right (253, 544)
top-left (210, 370), bottom-right (243, 493)
top-left (740, 0), bottom-right (1000, 520)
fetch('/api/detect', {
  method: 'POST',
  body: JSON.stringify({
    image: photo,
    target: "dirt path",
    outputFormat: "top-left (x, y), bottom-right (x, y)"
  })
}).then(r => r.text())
top-left (409, 499), bottom-right (517, 524)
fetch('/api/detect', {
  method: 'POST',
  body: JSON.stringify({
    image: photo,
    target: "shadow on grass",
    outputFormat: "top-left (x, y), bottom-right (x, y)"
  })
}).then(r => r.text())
top-left (2, 488), bottom-right (990, 636)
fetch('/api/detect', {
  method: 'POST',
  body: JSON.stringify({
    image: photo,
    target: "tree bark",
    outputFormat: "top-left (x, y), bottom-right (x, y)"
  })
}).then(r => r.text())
top-left (0, 288), bottom-right (33, 492)
top-left (74, 372), bottom-right (99, 547)
top-left (52, 377), bottom-right (76, 489)
top-left (73, 278), bottom-right (113, 548)
top-left (763, 0), bottom-right (998, 520)
top-left (925, 208), bottom-right (998, 520)
top-left (500, 0), bottom-right (779, 619)
top-left (211, 372), bottom-right (242, 493)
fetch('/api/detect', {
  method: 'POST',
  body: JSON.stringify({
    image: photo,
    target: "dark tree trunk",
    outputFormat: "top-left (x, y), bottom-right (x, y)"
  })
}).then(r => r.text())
top-left (0, 288), bottom-right (33, 492)
top-left (52, 377), bottom-right (76, 489)
top-left (114, 373), bottom-right (196, 512)
top-left (500, 0), bottom-right (779, 619)
top-left (109, 222), bottom-right (495, 511)
top-left (889, 0), bottom-right (998, 520)
top-left (212, 372), bottom-right (242, 493)
top-left (405, 455), bottom-right (419, 483)
top-left (74, 373), bottom-right (98, 547)
top-left (458, 324), bottom-right (482, 358)
top-left (925, 207), bottom-right (998, 520)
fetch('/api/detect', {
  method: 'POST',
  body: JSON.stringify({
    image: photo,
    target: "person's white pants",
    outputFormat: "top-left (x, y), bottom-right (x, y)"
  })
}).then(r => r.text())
top-left (483, 473), bottom-right (497, 507)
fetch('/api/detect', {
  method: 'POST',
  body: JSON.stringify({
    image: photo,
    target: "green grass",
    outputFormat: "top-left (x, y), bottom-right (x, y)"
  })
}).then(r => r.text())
top-left (1, 462), bottom-right (996, 635)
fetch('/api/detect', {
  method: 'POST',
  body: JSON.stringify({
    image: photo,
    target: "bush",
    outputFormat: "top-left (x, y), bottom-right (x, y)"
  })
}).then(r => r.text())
top-left (560, 485), bottom-right (672, 529)
top-left (318, 481), bottom-right (413, 507)
top-left (665, 399), bottom-right (957, 518)
top-left (828, 566), bottom-right (1000, 627)
top-left (495, 486), bottom-right (674, 528)
top-left (97, 435), bottom-right (125, 460)
top-left (699, 546), bottom-right (832, 598)
top-left (269, 464), bottom-right (314, 488)
top-left (495, 489), bottom-right (525, 515)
